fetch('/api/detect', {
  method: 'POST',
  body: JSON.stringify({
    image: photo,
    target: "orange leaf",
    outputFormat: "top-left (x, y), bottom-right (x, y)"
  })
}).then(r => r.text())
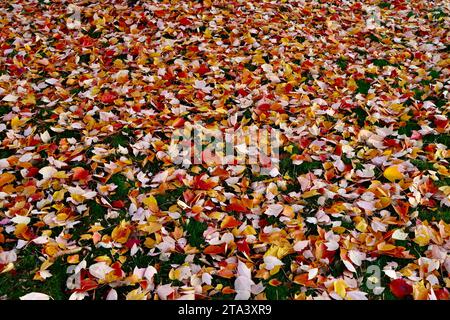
top-left (204, 244), bottom-right (225, 255)
top-left (222, 286), bottom-right (236, 294)
top-left (111, 221), bottom-right (132, 244)
top-left (393, 201), bottom-right (409, 221)
top-left (0, 173), bottom-right (15, 187)
top-left (293, 273), bottom-right (317, 288)
top-left (220, 215), bottom-right (241, 229)
top-left (377, 242), bottom-right (396, 252)
top-left (217, 268), bottom-right (235, 279)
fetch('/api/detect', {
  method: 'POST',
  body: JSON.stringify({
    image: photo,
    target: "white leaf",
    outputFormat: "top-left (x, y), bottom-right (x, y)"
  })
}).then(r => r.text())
top-left (346, 291), bottom-right (368, 300)
top-left (235, 276), bottom-right (253, 292)
top-left (11, 215), bottom-right (31, 225)
top-left (0, 250), bottom-right (17, 264)
top-left (373, 287), bottom-right (385, 295)
top-left (348, 250), bottom-right (366, 266)
top-left (237, 261), bottom-right (251, 279)
top-left (343, 259), bottom-right (357, 273)
top-left (324, 240), bottom-right (339, 251)
top-left (263, 256), bottom-right (284, 270)
top-left (202, 273), bottom-right (212, 285)
top-left (32, 236), bottom-right (49, 244)
top-left (308, 268), bottom-right (318, 280)
top-left (265, 204), bottom-right (283, 217)
top-left (20, 292), bottom-right (51, 300)
top-left (45, 78), bottom-right (58, 85)
top-left (356, 200), bottom-right (376, 211)
top-left (39, 166), bottom-right (58, 180)
top-left (106, 289), bottom-right (118, 300)
top-left (144, 266), bottom-right (158, 281)
top-left (383, 269), bottom-right (398, 279)
top-left (235, 290), bottom-right (251, 300)
top-left (40, 131), bottom-right (51, 143)
top-left (250, 282), bottom-right (265, 295)
top-left (69, 292), bottom-right (88, 300)
top-left (156, 284), bottom-right (174, 300)
top-left (392, 229), bottom-right (408, 240)
top-left (0, 159), bottom-right (10, 169)
top-left (88, 262), bottom-right (114, 280)
top-left (2, 94), bottom-right (18, 102)
top-left (293, 240), bottom-right (309, 252)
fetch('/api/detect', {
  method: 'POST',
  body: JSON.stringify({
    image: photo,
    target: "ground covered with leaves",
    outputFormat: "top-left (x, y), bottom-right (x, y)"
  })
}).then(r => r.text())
top-left (0, 0), bottom-right (449, 300)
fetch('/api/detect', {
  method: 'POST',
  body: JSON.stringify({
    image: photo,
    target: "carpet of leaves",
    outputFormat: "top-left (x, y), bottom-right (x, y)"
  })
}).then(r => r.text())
top-left (0, 0), bottom-right (449, 300)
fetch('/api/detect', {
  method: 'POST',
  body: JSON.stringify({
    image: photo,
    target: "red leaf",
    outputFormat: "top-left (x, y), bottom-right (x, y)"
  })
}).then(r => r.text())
top-left (226, 203), bottom-right (249, 213)
top-left (26, 167), bottom-right (39, 178)
top-left (236, 240), bottom-right (250, 255)
top-left (179, 17), bottom-right (192, 26)
top-left (111, 200), bottom-right (126, 208)
top-left (99, 91), bottom-right (117, 104)
top-left (125, 238), bottom-right (140, 249)
top-left (72, 167), bottom-right (90, 181)
top-left (389, 278), bottom-right (412, 299)
top-left (435, 288), bottom-right (450, 300)
top-left (197, 64), bottom-right (210, 75)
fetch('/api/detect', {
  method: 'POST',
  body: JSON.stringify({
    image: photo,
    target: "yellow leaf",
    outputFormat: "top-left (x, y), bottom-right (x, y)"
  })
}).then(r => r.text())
top-left (377, 242), bottom-right (396, 251)
top-left (383, 165), bottom-right (404, 182)
top-left (412, 281), bottom-right (428, 300)
top-left (334, 279), bottom-right (348, 298)
top-left (23, 94), bottom-right (36, 105)
top-left (242, 225), bottom-right (256, 236)
top-left (0, 263), bottom-right (14, 274)
top-left (53, 171), bottom-right (68, 179)
top-left (71, 193), bottom-right (85, 203)
top-left (126, 288), bottom-right (147, 300)
top-left (347, 78), bottom-right (357, 91)
top-left (414, 225), bottom-right (431, 246)
top-left (143, 237), bottom-right (155, 248)
top-left (53, 190), bottom-right (66, 202)
top-left (11, 116), bottom-right (22, 129)
top-left (302, 189), bottom-right (320, 198)
top-left (143, 195), bottom-right (158, 212)
top-left (139, 222), bottom-right (162, 234)
top-left (269, 265), bottom-right (281, 276)
top-left (169, 268), bottom-right (180, 281)
top-left (355, 219), bottom-right (368, 233)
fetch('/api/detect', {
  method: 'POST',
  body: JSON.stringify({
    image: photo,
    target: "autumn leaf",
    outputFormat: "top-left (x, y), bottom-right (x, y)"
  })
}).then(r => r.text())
top-left (383, 165), bottom-right (404, 182)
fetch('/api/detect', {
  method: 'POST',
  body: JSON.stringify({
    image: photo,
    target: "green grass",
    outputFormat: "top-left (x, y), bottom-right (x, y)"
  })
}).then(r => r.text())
top-left (244, 63), bottom-right (257, 71)
top-left (184, 219), bottom-right (207, 248)
top-left (398, 120), bottom-right (421, 136)
top-left (153, 186), bottom-right (186, 211)
top-left (356, 79), bottom-right (371, 94)
top-left (378, 2), bottom-right (391, 9)
top-left (104, 129), bottom-right (133, 148)
top-left (418, 207), bottom-right (450, 223)
top-left (0, 105), bottom-right (11, 116)
top-left (372, 59), bottom-right (390, 67)
top-left (422, 134), bottom-right (450, 147)
top-left (409, 159), bottom-right (434, 171)
top-left (352, 106), bottom-right (367, 127)
top-left (0, 246), bottom-right (68, 300)
top-left (279, 155), bottom-right (322, 178)
top-left (109, 173), bottom-right (133, 200)
top-left (336, 57), bottom-right (348, 70)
